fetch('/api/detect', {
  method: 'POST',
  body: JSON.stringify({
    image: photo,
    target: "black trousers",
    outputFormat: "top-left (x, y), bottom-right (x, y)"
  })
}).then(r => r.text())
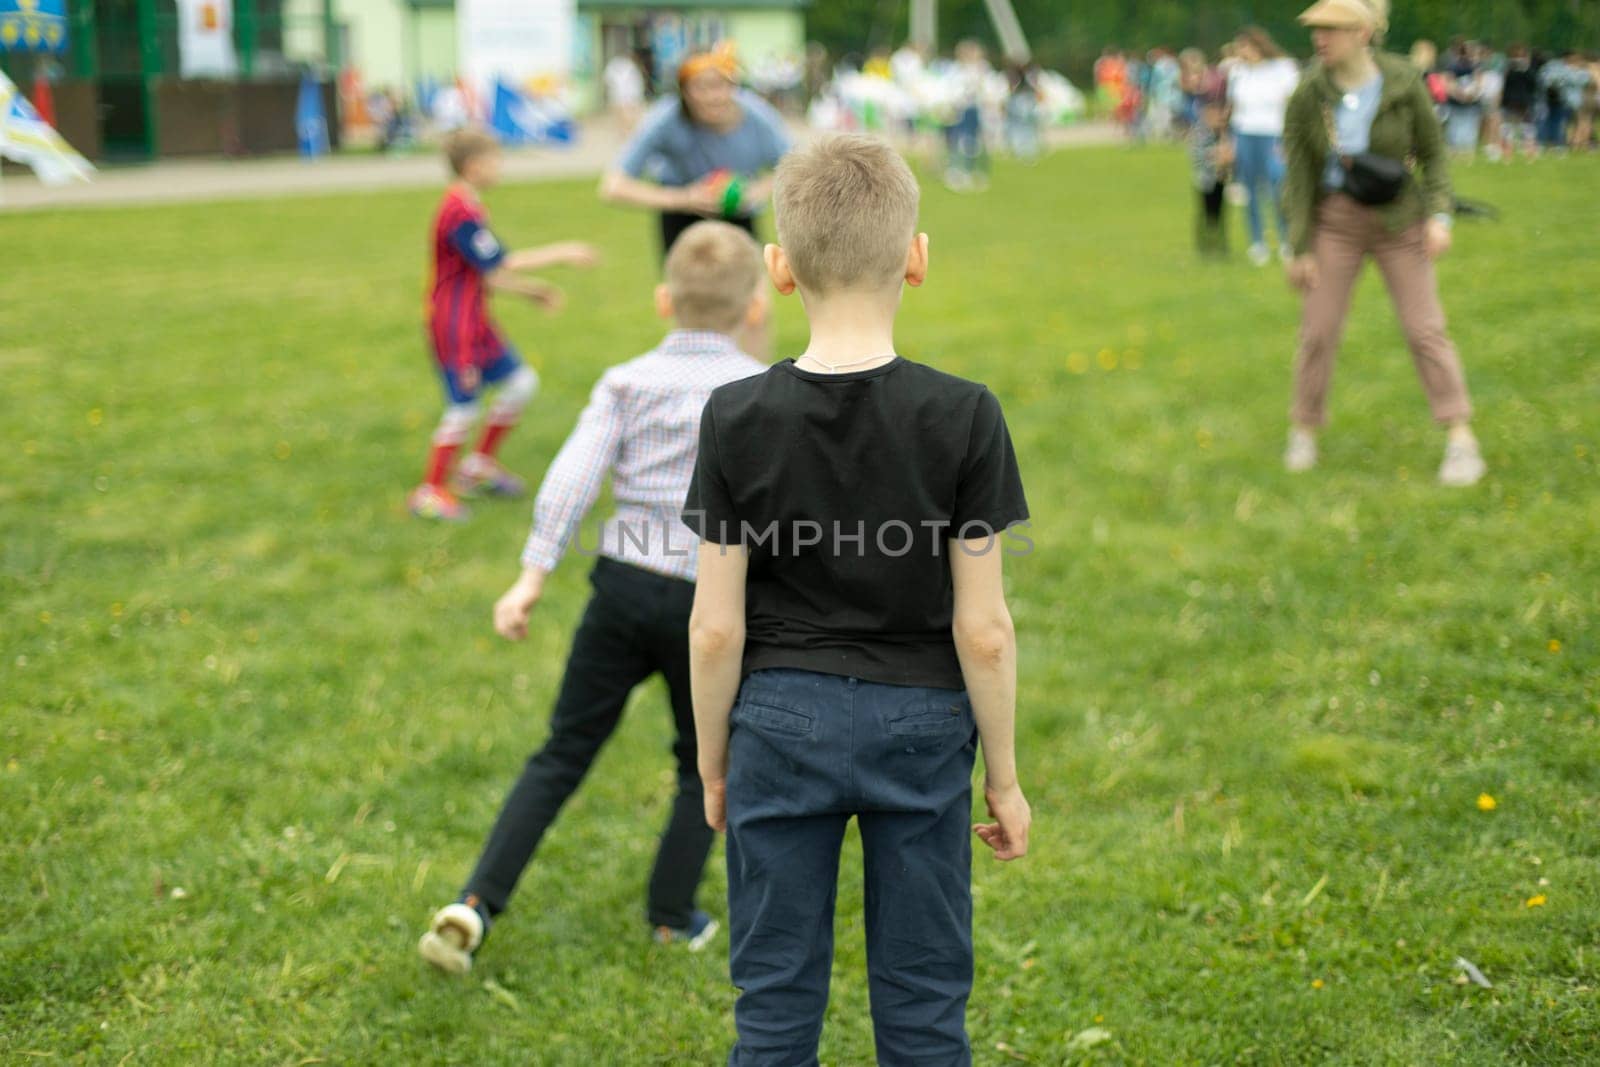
top-left (658, 210), bottom-right (756, 259)
top-left (463, 557), bottom-right (713, 929)
top-left (1196, 181), bottom-right (1228, 255)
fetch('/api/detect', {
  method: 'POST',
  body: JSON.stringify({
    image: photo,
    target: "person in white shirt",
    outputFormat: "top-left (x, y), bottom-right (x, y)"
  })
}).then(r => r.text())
top-left (605, 51), bottom-right (648, 134)
top-left (1227, 26), bottom-right (1302, 265)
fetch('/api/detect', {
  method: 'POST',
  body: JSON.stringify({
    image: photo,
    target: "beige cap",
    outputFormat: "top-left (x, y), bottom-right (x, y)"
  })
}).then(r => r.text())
top-left (1298, 0), bottom-right (1383, 30)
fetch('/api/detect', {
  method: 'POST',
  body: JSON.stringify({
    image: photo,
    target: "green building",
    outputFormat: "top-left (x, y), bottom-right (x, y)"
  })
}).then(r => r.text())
top-left (2, 0), bottom-right (805, 161)
top-left (1, 0), bottom-right (342, 159)
top-left (337, 0), bottom-right (809, 111)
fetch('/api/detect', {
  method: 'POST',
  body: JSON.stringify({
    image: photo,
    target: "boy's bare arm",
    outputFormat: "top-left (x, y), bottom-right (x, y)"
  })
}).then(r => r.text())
top-left (950, 538), bottom-right (1031, 861)
top-left (688, 541), bottom-right (749, 831)
top-left (504, 242), bottom-right (601, 272)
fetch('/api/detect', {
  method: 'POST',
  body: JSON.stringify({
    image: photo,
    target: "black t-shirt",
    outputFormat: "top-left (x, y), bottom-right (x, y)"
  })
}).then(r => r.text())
top-left (682, 357), bottom-right (1029, 689)
top-left (1502, 65), bottom-right (1538, 113)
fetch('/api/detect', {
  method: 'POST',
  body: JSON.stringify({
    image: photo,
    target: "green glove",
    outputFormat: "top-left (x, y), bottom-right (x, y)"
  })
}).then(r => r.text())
top-left (721, 176), bottom-right (745, 218)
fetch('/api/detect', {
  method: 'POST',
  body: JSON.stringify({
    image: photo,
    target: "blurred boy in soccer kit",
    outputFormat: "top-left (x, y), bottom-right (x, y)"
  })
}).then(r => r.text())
top-left (410, 129), bottom-right (601, 522)
top-left (418, 221), bottom-right (771, 973)
top-left (684, 135), bottom-right (1033, 1065)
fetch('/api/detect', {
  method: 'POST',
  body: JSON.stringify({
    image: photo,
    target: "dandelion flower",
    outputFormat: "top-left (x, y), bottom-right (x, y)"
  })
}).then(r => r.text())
top-left (1477, 793), bottom-right (1497, 812)
top-left (1525, 894), bottom-right (1546, 908)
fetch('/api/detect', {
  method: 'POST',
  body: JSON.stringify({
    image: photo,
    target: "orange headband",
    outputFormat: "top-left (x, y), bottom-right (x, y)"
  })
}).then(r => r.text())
top-left (679, 42), bottom-right (739, 84)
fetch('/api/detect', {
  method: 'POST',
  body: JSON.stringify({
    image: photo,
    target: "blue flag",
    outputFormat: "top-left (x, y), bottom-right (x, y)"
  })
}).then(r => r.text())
top-left (296, 73), bottom-right (329, 158)
top-left (0, 0), bottom-right (67, 54)
top-left (489, 78), bottom-right (575, 146)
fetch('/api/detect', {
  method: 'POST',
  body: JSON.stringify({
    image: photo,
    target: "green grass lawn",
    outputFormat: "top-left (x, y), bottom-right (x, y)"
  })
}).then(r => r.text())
top-left (3, 145), bottom-right (1597, 1065)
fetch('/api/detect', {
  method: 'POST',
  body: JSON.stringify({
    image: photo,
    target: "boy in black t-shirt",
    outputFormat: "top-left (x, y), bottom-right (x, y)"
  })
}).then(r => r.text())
top-left (682, 134), bottom-right (1033, 1066)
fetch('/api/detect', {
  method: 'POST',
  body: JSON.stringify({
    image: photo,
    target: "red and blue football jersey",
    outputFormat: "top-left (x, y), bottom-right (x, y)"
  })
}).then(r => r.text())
top-left (427, 184), bottom-right (508, 368)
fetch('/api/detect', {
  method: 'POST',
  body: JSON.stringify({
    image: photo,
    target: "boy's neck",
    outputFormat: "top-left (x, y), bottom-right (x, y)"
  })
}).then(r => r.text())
top-left (454, 178), bottom-right (483, 199)
top-left (798, 291), bottom-right (900, 371)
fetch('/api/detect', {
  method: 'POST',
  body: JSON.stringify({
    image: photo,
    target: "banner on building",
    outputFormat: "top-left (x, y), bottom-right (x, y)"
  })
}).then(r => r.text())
top-left (458, 0), bottom-right (574, 102)
top-left (177, 0), bottom-right (238, 79)
top-left (0, 0), bottom-right (68, 53)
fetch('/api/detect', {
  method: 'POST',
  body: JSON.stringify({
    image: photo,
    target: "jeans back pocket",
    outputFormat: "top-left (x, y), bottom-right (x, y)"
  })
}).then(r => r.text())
top-left (734, 698), bottom-right (816, 738)
top-left (886, 695), bottom-right (969, 738)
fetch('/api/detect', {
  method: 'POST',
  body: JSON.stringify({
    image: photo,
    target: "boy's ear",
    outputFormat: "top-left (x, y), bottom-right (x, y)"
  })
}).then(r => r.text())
top-left (765, 244), bottom-right (798, 296)
top-left (654, 283), bottom-right (674, 320)
top-left (905, 232), bottom-right (930, 288)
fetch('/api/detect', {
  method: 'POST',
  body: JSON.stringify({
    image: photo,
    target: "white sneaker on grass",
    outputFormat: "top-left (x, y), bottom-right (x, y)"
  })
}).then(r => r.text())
top-left (419, 901), bottom-right (486, 974)
top-left (1278, 243), bottom-right (1295, 265)
top-left (1284, 428), bottom-right (1318, 472)
top-left (1438, 438), bottom-right (1486, 486)
top-left (1248, 242), bottom-right (1271, 267)
top-left (652, 909), bottom-right (720, 952)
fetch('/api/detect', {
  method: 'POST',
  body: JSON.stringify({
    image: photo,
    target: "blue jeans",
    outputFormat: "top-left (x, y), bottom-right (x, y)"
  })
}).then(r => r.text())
top-left (1232, 131), bottom-right (1287, 246)
top-left (1539, 104), bottom-right (1569, 147)
top-left (1445, 106), bottom-right (1483, 150)
top-left (724, 668), bottom-right (978, 1067)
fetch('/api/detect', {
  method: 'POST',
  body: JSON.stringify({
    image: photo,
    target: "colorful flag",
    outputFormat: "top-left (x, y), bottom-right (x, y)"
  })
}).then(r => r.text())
top-left (489, 78), bottom-right (574, 145)
top-left (0, 69), bottom-right (92, 184)
top-left (0, 0), bottom-right (68, 54)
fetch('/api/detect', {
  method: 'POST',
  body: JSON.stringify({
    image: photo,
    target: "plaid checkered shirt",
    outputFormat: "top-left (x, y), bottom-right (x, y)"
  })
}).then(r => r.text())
top-left (520, 330), bottom-right (766, 581)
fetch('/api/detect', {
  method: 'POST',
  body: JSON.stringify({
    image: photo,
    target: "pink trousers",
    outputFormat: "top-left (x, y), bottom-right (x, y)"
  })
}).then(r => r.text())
top-left (1293, 193), bottom-right (1473, 427)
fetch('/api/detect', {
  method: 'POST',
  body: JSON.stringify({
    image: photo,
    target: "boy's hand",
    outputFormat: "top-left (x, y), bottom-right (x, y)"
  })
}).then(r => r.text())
top-left (702, 776), bottom-right (727, 832)
top-left (527, 281), bottom-right (566, 313)
top-left (493, 568), bottom-right (547, 641)
top-left (457, 364), bottom-right (481, 393)
top-left (973, 780), bottom-right (1031, 861)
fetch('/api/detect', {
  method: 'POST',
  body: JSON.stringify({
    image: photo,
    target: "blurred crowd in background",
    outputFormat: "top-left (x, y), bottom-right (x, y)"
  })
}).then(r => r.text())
top-left (1100, 34), bottom-right (1600, 157)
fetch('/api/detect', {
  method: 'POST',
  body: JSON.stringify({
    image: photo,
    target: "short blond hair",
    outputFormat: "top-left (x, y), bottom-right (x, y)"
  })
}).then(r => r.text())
top-left (773, 134), bottom-right (920, 294)
top-left (444, 129), bottom-right (499, 176)
top-left (664, 221), bottom-right (765, 333)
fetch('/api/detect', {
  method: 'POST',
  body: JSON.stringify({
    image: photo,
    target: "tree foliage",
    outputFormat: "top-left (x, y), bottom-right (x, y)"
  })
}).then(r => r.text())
top-left (806, 0), bottom-right (1600, 80)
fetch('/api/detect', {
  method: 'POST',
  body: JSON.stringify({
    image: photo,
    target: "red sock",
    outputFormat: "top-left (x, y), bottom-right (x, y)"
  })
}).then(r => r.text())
top-left (475, 421), bottom-right (515, 460)
top-left (424, 443), bottom-right (459, 488)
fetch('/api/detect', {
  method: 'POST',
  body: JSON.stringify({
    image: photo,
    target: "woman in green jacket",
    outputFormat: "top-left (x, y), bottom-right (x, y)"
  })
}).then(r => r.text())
top-left (1281, 0), bottom-right (1485, 486)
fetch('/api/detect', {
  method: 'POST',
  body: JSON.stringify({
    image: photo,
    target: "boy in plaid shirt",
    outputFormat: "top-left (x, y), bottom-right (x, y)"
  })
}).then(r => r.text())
top-left (419, 221), bottom-right (769, 973)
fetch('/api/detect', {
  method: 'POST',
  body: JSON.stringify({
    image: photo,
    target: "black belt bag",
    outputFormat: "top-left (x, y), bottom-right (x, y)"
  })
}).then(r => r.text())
top-left (1324, 103), bottom-right (1409, 206)
top-left (1340, 151), bottom-right (1408, 206)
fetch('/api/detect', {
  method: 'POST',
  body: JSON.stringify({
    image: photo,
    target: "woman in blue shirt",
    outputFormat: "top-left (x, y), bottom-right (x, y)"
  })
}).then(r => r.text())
top-left (599, 44), bottom-right (792, 256)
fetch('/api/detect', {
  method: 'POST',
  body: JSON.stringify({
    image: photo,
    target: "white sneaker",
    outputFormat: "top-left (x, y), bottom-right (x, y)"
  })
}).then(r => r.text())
top-left (1438, 439), bottom-right (1486, 487)
top-left (1248, 243), bottom-right (1271, 267)
top-left (1284, 428), bottom-right (1318, 472)
top-left (1278, 243), bottom-right (1295, 265)
top-left (418, 902), bottom-right (485, 974)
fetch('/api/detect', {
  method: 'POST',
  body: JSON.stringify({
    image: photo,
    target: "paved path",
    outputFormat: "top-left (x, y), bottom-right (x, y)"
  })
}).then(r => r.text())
top-left (0, 120), bottom-right (1121, 213)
